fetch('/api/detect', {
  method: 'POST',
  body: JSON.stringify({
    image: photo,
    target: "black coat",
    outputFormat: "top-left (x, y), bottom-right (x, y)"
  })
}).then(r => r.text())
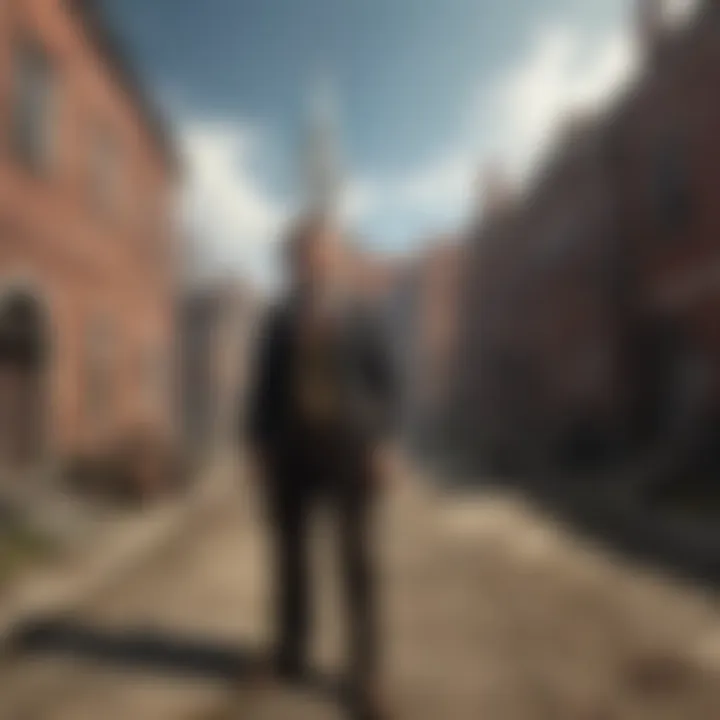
top-left (246, 298), bottom-right (397, 463)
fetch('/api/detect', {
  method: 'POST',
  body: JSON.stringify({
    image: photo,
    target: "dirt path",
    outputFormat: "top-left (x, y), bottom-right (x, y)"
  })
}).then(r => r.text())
top-left (0, 472), bottom-right (718, 720)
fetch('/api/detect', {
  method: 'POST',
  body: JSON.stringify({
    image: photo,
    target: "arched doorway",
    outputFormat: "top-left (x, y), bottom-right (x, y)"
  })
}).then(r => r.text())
top-left (0, 291), bottom-right (48, 472)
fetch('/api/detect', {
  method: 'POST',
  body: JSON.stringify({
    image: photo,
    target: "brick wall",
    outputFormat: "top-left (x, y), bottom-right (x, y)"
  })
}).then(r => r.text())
top-left (0, 0), bottom-right (176, 464)
top-left (452, 2), bottom-right (720, 474)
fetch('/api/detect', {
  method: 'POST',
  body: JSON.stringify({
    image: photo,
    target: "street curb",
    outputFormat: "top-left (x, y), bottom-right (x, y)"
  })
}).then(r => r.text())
top-left (0, 460), bottom-right (233, 649)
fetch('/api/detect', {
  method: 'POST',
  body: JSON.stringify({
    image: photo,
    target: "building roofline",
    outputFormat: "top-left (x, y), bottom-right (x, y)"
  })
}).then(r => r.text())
top-left (68, 0), bottom-right (179, 177)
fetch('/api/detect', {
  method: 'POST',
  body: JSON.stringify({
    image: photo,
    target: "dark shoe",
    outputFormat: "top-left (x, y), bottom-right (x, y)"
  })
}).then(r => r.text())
top-left (273, 649), bottom-right (307, 684)
top-left (245, 651), bottom-right (306, 693)
top-left (342, 678), bottom-right (390, 720)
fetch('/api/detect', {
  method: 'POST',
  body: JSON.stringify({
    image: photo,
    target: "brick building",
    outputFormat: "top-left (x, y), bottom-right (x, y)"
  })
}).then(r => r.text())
top-left (347, 242), bottom-right (404, 304)
top-left (450, 180), bottom-right (529, 471)
top-left (489, 117), bottom-right (629, 472)
top-left (452, 0), bottom-right (720, 476)
top-left (0, 0), bottom-right (177, 476)
top-left (180, 279), bottom-right (257, 460)
top-left (609, 0), bottom-right (720, 448)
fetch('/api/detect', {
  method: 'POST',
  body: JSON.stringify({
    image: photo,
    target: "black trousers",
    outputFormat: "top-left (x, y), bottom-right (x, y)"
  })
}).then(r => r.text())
top-left (268, 436), bottom-right (377, 686)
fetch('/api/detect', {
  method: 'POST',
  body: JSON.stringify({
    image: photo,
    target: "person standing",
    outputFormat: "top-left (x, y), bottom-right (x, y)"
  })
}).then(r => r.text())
top-left (246, 213), bottom-right (396, 719)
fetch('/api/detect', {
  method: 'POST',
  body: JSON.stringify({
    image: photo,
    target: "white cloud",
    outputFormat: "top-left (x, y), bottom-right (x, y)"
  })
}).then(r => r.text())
top-left (347, 148), bottom-right (476, 239)
top-left (178, 117), bottom-right (289, 287)
top-left (495, 21), bottom-right (638, 180)
top-left (176, 15), bottom-right (642, 278)
top-left (351, 17), bottom-right (639, 237)
top-left (393, 152), bottom-right (476, 211)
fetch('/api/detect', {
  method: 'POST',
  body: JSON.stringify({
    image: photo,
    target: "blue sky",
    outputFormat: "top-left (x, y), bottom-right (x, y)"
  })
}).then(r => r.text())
top-left (100, 0), bottom-right (697, 285)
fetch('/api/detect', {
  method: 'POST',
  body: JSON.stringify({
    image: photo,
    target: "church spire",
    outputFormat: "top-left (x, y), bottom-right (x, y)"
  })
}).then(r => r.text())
top-left (301, 76), bottom-right (343, 222)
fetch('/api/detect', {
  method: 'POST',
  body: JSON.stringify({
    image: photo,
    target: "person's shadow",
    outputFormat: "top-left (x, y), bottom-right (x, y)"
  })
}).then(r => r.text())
top-left (6, 616), bottom-right (343, 704)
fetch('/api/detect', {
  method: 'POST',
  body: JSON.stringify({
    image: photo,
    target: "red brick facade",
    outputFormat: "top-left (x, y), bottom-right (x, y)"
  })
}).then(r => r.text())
top-left (453, 1), bottom-right (720, 473)
top-left (0, 0), bottom-right (177, 467)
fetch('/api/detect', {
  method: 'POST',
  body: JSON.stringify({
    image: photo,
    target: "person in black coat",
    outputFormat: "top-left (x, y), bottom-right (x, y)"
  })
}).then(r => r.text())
top-left (246, 213), bottom-right (396, 719)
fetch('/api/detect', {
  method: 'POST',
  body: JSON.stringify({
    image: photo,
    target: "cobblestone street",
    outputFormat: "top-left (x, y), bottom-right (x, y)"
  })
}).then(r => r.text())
top-left (0, 465), bottom-right (719, 720)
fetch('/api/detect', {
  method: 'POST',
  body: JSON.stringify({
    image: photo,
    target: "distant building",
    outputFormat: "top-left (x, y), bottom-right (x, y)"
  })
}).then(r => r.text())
top-left (348, 243), bottom-right (404, 305)
top-left (385, 258), bottom-right (423, 448)
top-left (385, 239), bottom-right (463, 458)
top-left (0, 0), bottom-right (178, 475)
top-left (179, 280), bottom-right (257, 459)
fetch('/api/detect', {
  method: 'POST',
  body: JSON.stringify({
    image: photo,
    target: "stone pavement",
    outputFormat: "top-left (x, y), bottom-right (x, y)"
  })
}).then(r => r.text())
top-left (0, 452), bottom-right (234, 647)
top-left (0, 465), bottom-right (719, 719)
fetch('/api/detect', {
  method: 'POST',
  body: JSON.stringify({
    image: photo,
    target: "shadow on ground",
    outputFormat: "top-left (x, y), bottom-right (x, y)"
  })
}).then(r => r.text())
top-left (6, 617), bottom-right (342, 701)
top-left (437, 454), bottom-right (720, 591)
top-left (473, 473), bottom-right (720, 590)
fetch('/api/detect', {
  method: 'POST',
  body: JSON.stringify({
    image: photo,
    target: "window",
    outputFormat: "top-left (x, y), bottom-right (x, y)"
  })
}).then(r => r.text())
top-left (89, 126), bottom-right (119, 216)
top-left (12, 40), bottom-right (56, 172)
